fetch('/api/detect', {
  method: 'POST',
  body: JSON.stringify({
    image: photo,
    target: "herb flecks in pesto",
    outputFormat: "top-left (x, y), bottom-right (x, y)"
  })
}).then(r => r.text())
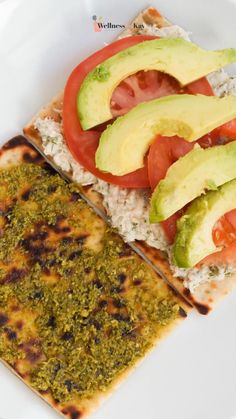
top-left (0, 163), bottom-right (180, 404)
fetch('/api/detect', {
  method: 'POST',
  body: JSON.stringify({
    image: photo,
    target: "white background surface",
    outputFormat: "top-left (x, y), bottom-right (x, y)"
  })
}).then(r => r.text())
top-left (1, 1), bottom-right (236, 418)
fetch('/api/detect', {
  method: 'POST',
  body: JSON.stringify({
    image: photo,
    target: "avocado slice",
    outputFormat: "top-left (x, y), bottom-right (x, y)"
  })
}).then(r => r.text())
top-left (173, 178), bottom-right (236, 268)
top-left (150, 142), bottom-right (236, 223)
top-left (96, 94), bottom-right (236, 176)
top-left (78, 38), bottom-right (236, 130)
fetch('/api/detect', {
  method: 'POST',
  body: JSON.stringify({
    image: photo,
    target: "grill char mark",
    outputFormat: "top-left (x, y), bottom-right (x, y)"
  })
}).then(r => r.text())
top-left (2, 136), bottom-right (29, 150)
top-left (21, 188), bottom-right (32, 201)
top-left (23, 151), bottom-right (42, 164)
top-left (61, 406), bottom-right (82, 419)
top-left (2, 268), bottom-right (27, 284)
top-left (0, 314), bottom-right (8, 327)
top-left (178, 307), bottom-right (187, 318)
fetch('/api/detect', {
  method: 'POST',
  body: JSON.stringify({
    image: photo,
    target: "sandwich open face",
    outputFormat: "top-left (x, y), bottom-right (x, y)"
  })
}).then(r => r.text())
top-left (23, 6), bottom-right (236, 314)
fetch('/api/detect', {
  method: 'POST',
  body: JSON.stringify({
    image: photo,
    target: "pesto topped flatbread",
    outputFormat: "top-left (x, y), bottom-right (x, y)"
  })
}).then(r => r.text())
top-left (0, 136), bottom-right (187, 419)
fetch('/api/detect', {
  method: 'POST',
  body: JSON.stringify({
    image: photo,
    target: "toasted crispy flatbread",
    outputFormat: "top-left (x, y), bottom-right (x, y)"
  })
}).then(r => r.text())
top-left (119, 6), bottom-right (172, 38)
top-left (23, 6), bottom-right (236, 313)
top-left (0, 135), bottom-right (188, 418)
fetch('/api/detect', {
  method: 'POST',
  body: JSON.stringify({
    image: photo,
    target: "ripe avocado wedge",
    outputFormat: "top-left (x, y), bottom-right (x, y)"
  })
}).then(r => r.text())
top-left (96, 94), bottom-right (236, 176)
top-left (78, 38), bottom-right (236, 130)
top-left (173, 178), bottom-right (236, 268)
top-left (150, 142), bottom-right (236, 223)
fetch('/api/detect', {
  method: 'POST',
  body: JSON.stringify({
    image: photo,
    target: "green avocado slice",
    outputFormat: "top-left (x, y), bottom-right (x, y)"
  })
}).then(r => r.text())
top-left (150, 142), bottom-right (236, 223)
top-left (96, 94), bottom-right (236, 176)
top-left (78, 38), bottom-right (236, 130)
top-left (173, 178), bottom-right (236, 268)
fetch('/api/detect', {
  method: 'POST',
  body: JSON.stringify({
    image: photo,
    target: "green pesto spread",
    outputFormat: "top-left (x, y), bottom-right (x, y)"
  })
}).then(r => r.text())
top-left (0, 163), bottom-right (180, 404)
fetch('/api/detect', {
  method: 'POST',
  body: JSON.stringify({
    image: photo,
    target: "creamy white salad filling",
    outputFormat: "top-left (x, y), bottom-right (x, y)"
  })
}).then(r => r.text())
top-left (35, 23), bottom-right (236, 291)
top-left (208, 70), bottom-right (236, 97)
top-left (93, 181), bottom-right (168, 251)
top-left (172, 262), bottom-right (236, 293)
top-left (35, 118), bottom-right (96, 186)
top-left (136, 22), bottom-right (191, 41)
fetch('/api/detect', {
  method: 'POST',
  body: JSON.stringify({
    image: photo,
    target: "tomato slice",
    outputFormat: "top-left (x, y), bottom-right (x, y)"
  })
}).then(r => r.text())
top-left (198, 242), bottom-right (236, 267)
top-left (162, 169), bottom-right (236, 265)
top-left (111, 73), bottom-right (213, 118)
top-left (147, 130), bottom-right (221, 193)
top-left (186, 76), bottom-right (214, 96)
top-left (63, 35), bottom-right (160, 188)
top-left (213, 212), bottom-right (236, 248)
top-left (111, 70), bottom-right (182, 117)
top-left (147, 135), bottom-right (194, 191)
top-left (147, 135), bottom-right (195, 242)
top-left (218, 118), bottom-right (236, 140)
top-left (161, 210), bottom-right (186, 243)
top-left (195, 209), bottom-right (236, 266)
top-left (163, 209), bottom-right (236, 266)
top-left (225, 209), bottom-right (236, 231)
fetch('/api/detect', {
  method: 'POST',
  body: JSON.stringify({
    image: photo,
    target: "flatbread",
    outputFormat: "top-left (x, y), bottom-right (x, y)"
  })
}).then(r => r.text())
top-left (119, 6), bottom-right (172, 38)
top-left (23, 6), bottom-right (236, 316)
top-left (0, 135), bottom-right (188, 418)
top-left (24, 6), bottom-right (234, 314)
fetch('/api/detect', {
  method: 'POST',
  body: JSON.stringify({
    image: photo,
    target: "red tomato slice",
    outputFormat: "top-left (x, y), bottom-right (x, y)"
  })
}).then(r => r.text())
top-left (196, 210), bottom-right (236, 266)
top-left (147, 135), bottom-right (194, 191)
top-left (111, 69), bottom-right (214, 118)
top-left (198, 242), bottom-right (236, 267)
top-left (225, 209), bottom-right (236, 231)
top-left (213, 213), bottom-right (236, 247)
top-left (218, 118), bottom-right (236, 140)
top-left (111, 70), bottom-right (182, 117)
top-left (147, 131), bottom-right (220, 193)
top-left (186, 76), bottom-right (214, 96)
top-left (147, 135), bottom-right (195, 242)
top-left (63, 35), bottom-right (159, 188)
top-left (161, 210), bottom-right (185, 243)
top-left (163, 208), bottom-right (236, 265)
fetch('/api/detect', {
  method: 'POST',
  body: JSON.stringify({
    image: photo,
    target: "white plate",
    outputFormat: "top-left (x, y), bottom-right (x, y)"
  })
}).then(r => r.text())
top-left (1, 0), bottom-right (236, 418)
